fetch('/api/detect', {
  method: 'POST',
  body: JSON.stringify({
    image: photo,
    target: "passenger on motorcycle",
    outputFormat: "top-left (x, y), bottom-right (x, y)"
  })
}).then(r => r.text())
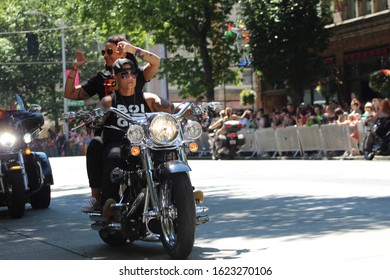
top-left (213, 107), bottom-right (251, 138)
top-left (64, 35), bottom-right (161, 212)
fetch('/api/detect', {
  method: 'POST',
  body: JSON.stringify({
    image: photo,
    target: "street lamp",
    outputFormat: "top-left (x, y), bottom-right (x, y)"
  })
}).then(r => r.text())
top-left (24, 11), bottom-right (69, 137)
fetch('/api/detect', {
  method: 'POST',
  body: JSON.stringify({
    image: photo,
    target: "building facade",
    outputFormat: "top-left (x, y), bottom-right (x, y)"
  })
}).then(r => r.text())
top-left (320, 0), bottom-right (390, 105)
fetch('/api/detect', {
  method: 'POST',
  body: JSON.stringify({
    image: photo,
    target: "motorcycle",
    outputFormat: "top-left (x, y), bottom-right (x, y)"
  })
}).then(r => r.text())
top-left (209, 120), bottom-right (245, 160)
top-left (0, 95), bottom-right (53, 218)
top-left (363, 116), bottom-right (390, 160)
top-left (64, 102), bottom-right (209, 259)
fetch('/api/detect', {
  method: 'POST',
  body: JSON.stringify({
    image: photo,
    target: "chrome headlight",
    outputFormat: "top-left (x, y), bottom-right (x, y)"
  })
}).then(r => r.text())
top-left (185, 121), bottom-right (203, 140)
top-left (127, 125), bottom-right (144, 144)
top-left (23, 133), bottom-right (32, 144)
top-left (149, 114), bottom-right (179, 144)
top-left (0, 132), bottom-right (17, 149)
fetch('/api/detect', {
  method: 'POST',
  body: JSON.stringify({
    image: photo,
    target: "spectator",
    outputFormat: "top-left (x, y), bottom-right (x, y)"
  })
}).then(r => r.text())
top-left (246, 110), bottom-right (258, 130)
top-left (335, 108), bottom-right (347, 124)
top-left (56, 130), bottom-right (66, 157)
top-left (361, 102), bottom-right (374, 123)
top-left (323, 105), bottom-right (337, 124)
top-left (350, 98), bottom-right (362, 115)
top-left (258, 113), bottom-right (271, 129)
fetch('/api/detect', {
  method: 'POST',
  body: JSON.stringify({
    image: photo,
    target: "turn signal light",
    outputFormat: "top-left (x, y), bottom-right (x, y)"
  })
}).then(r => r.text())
top-left (131, 146), bottom-right (141, 156)
top-left (189, 143), bottom-right (198, 152)
top-left (10, 165), bottom-right (22, 170)
top-left (25, 148), bottom-right (31, 155)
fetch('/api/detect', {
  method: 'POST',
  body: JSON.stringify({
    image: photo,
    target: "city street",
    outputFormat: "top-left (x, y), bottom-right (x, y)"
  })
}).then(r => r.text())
top-left (1, 156), bottom-right (390, 278)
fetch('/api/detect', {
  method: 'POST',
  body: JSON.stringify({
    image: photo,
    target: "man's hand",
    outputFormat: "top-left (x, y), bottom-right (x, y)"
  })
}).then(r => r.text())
top-left (73, 51), bottom-right (88, 68)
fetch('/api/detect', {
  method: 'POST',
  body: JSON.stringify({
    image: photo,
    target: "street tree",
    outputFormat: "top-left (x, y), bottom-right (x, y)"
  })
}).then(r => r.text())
top-left (0, 0), bottom-right (102, 131)
top-left (75, 0), bottom-right (241, 101)
top-left (242, 0), bottom-right (330, 106)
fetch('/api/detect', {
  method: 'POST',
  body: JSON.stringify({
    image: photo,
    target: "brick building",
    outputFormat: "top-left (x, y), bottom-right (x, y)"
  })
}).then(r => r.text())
top-left (320, 0), bottom-right (390, 106)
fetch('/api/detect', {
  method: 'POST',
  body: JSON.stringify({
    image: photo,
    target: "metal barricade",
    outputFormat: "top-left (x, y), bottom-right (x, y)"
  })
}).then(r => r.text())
top-left (275, 125), bottom-right (302, 157)
top-left (254, 127), bottom-right (278, 157)
top-left (320, 123), bottom-right (352, 156)
top-left (238, 129), bottom-right (257, 157)
top-left (296, 124), bottom-right (324, 157)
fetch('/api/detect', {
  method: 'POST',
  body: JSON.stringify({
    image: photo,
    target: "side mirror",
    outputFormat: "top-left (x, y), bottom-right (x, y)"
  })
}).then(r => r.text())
top-left (28, 104), bottom-right (42, 112)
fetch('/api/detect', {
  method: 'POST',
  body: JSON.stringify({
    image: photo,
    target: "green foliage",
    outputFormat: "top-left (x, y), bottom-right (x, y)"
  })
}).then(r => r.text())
top-left (242, 0), bottom-right (330, 105)
top-left (240, 88), bottom-right (255, 106)
top-left (75, 0), bottom-right (241, 101)
top-left (0, 0), bottom-right (103, 129)
top-left (369, 69), bottom-right (390, 97)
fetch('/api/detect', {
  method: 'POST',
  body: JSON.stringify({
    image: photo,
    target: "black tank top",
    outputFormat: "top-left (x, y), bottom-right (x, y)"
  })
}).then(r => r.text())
top-left (103, 91), bottom-right (152, 142)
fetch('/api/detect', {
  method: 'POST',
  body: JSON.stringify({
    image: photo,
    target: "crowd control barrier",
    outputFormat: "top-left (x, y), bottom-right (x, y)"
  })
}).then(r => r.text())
top-left (274, 126), bottom-right (301, 157)
top-left (192, 122), bottom-right (365, 158)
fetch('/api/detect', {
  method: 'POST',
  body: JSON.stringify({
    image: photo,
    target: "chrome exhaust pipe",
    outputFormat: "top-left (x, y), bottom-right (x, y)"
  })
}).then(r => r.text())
top-left (196, 214), bottom-right (209, 225)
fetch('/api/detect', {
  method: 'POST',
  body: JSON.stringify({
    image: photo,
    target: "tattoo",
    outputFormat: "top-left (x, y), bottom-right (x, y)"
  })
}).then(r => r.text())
top-left (75, 88), bottom-right (90, 100)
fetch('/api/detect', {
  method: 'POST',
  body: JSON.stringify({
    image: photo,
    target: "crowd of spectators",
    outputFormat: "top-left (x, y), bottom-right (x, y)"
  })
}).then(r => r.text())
top-left (31, 97), bottom-right (390, 158)
top-left (235, 97), bottom-right (390, 155)
top-left (32, 127), bottom-right (94, 158)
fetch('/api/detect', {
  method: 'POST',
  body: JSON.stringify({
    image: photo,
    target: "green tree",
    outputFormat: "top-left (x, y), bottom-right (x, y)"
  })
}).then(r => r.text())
top-left (242, 0), bottom-right (330, 106)
top-left (75, 0), bottom-right (241, 101)
top-left (0, 0), bottom-right (102, 131)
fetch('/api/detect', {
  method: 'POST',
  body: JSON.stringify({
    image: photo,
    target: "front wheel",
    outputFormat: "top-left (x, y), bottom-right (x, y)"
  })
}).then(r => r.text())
top-left (30, 184), bottom-right (51, 209)
top-left (160, 173), bottom-right (196, 259)
top-left (7, 171), bottom-right (26, 218)
top-left (363, 135), bottom-right (375, 160)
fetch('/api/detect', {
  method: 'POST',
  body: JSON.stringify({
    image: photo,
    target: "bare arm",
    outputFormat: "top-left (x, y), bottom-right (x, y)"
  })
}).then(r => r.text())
top-left (230, 110), bottom-right (251, 120)
top-left (64, 51), bottom-right (90, 100)
top-left (144, 92), bottom-right (174, 113)
top-left (118, 42), bottom-right (161, 82)
top-left (209, 119), bottom-right (222, 130)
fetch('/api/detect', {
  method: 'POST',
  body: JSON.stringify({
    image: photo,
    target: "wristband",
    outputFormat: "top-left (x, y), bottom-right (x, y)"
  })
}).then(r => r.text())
top-left (135, 48), bottom-right (141, 57)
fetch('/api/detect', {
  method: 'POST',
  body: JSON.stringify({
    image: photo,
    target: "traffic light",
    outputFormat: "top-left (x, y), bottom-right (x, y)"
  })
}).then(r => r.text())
top-left (26, 33), bottom-right (39, 55)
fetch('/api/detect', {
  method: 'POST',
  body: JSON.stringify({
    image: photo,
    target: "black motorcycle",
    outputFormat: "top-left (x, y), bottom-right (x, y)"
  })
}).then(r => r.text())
top-left (209, 120), bottom-right (245, 160)
top-left (64, 102), bottom-right (209, 259)
top-left (0, 97), bottom-right (53, 218)
top-left (363, 116), bottom-right (390, 160)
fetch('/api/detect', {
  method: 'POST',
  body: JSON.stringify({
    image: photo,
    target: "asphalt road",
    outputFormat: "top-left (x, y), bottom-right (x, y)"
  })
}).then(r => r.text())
top-left (1, 156), bottom-right (390, 278)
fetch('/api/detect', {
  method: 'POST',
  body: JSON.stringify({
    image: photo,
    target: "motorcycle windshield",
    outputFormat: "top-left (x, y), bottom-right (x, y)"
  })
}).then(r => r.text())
top-left (0, 94), bottom-right (43, 131)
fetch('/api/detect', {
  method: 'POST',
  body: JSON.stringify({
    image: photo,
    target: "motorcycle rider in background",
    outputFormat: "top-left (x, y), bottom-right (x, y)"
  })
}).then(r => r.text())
top-left (212, 107), bottom-right (251, 138)
top-left (364, 99), bottom-right (390, 151)
top-left (208, 107), bottom-right (250, 158)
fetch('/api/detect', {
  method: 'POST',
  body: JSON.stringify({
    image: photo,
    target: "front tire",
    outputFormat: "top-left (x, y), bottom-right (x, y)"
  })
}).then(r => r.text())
top-left (160, 173), bottom-right (196, 259)
top-left (363, 135), bottom-right (375, 160)
top-left (7, 171), bottom-right (26, 218)
top-left (30, 184), bottom-right (51, 209)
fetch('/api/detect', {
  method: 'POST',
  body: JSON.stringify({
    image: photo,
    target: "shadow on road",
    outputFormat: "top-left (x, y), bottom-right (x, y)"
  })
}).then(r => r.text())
top-left (1, 190), bottom-right (390, 260)
top-left (200, 193), bottom-right (390, 240)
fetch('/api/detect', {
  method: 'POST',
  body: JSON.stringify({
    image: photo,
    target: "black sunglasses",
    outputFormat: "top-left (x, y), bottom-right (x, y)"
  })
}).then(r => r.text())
top-left (119, 70), bottom-right (138, 80)
top-left (101, 49), bottom-right (114, 56)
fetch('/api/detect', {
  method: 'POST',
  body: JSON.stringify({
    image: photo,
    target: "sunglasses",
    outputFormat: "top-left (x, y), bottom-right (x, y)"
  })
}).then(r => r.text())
top-left (119, 70), bottom-right (138, 80)
top-left (101, 49), bottom-right (114, 56)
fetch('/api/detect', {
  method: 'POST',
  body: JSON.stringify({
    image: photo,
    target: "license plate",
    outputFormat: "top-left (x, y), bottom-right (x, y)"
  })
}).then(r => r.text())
top-left (229, 140), bottom-right (236, 145)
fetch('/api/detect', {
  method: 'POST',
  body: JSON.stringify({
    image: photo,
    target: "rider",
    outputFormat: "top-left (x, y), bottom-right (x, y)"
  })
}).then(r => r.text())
top-left (365, 98), bottom-right (390, 151)
top-left (214, 107), bottom-right (251, 138)
top-left (64, 35), bottom-right (161, 212)
top-left (96, 58), bottom-right (175, 216)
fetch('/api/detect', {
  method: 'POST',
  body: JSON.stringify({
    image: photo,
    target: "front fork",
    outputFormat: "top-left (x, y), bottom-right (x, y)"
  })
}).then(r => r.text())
top-left (140, 147), bottom-right (189, 224)
top-left (0, 151), bottom-right (29, 194)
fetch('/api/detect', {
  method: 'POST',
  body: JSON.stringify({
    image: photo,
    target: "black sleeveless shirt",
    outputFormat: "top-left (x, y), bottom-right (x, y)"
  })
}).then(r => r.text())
top-left (102, 90), bottom-right (152, 143)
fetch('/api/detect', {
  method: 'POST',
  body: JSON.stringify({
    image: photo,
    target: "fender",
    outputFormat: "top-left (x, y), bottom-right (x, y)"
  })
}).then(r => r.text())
top-left (27, 152), bottom-right (54, 185)
top-left (159, 160), bottom-right (191, 175)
